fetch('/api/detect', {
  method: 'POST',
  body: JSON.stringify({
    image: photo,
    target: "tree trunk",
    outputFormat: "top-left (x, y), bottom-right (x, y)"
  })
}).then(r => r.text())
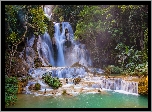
top-left (33, 35), bottom-right (39, 51)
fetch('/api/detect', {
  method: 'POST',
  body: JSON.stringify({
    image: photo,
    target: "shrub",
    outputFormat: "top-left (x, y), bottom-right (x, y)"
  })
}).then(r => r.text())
top-left (34, 83), bottom-right (41, 90)
top-left (42, 72), bottom-right (62, 89)
top-left (5, 75), bottom-right (18, 107)
top-left (111, 66), bottom-right (122, 74)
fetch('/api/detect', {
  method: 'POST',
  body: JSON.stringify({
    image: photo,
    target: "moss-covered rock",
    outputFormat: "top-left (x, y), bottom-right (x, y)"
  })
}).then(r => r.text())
top-left (34, 83), bottom-right (41, 90)
top-left (17, 76), bottom-right (30, 93)
top-left (73, 77), bottom-right (81, 85)
top-left (34, 58), bottom-right (43, 68)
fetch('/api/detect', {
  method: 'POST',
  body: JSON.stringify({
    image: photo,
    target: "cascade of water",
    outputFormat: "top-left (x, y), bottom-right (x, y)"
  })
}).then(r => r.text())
top-left (30, 21), bottom-right (90, 67)
top-left (51, 67), bottom-right (86, 78)
top-left (122, 80), bottom-right (138, 94)
top-left (37, 32), bottom-right (55, 66)
top-left (54, 23), bottom-right (65, 66)
top-left (88, 77), bottom-right (137, 94)
top-left (52, 22), bottom-right (92, 67)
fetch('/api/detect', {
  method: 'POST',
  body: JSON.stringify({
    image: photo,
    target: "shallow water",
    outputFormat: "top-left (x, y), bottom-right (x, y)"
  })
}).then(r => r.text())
top-left (8, 91), bottom-right (148, 108)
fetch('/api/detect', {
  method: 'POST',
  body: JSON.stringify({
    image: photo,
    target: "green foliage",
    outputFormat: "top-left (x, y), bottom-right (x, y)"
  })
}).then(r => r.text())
top-left (5, 5), bottom-right (24, 45)
top-left (74, 5), bottom-right (148, 68)
top-left (111, 66), bottom-right (123, 74)
top-left (104, 65), bottom-right (112, 77)
top-left (5, 5), bottom-right (47, 46)
top-left (5, 75), bottom-right (18, 107)
top-left (34, 83), bottom-right (41, 90)
top-left (75, 5), bottom-right (115, 40)
top-left (115, 42), bottom-right (148, 74)
top-left (52, 5), bottom-right (85, 32)
top-left (42, 72), bottom-right (62, 89)
top-left (5, 5), bottom-right (48, 77)
top-left (29, 7), bottom-right (47, 35)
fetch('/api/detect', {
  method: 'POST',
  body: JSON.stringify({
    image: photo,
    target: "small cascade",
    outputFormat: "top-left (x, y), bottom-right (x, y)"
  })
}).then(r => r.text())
top-left (121, 80), bottom-right (138, 94)
top-left (90, 77), bottom-right (138, 94)
top-left (51, 67), bottom-right (87, 78)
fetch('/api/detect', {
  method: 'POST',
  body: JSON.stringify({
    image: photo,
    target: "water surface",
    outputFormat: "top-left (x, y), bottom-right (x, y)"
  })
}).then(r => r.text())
top-left (8, 91), bottom-right (148, 108)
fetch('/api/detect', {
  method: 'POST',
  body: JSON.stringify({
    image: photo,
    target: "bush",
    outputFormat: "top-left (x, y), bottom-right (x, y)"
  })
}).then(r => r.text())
top-left (111, 66), bottom-right (122, 74)
top-left (34, 83), bottom-right (41, 90)
top-left (5, 75), bottom-right (18, 107)
top-left (42, 72), bottom-right (62, 89)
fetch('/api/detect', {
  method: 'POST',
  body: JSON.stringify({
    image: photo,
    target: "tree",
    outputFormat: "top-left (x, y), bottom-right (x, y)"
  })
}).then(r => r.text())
top-left (74, 5), bottom-right (148, 68)
top-left (5, 5), bottom-right (48, 76)
top-left (52, 5), bottom-right (85, 32)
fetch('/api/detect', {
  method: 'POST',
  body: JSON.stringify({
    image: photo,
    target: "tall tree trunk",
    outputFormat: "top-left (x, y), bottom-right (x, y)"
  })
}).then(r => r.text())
top-left (33, 35), bottom-right (39, 52)
top-left (32, 35), bottom-right (40, 68)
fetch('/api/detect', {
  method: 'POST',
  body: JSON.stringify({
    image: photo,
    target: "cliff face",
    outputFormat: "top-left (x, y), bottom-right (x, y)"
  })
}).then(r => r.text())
top-left (14, 36), bottom-right (43, 77)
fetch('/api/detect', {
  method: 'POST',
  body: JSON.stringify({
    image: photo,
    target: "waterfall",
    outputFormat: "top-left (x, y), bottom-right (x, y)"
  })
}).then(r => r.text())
top-left (41, 5), bottom-right (92, 67)
top-left (91, 77), bottom-right (139, 94)
top-left (37, 32), bottom-right (55, 66)
top-left (25, 19), bottom-right (138, 95)
top-left (121, 80), bottom-right (138, 94)
top-left (54, 23), bottom-right (65, 66)
top-left (25, 21), bottom-right (92, 67)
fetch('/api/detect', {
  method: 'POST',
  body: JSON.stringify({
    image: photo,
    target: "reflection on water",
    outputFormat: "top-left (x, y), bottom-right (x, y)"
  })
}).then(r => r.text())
top-left (8, 91), bottom-right (148, 108)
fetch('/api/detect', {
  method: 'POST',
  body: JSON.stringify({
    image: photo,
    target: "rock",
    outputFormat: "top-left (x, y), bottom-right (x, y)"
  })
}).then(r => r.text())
top-left (28, 84), bottom-right (35, 90)
top-left (17, 81), bottom-right (24, 94)
top-left (12, 57), bottom-right (30, 77)
top-left (71, 62), bottom-right (90, 73)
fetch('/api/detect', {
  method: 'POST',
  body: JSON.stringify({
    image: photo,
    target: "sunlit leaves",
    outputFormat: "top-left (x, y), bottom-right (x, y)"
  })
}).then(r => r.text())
top-left (29, 7), bottom-right (47, 35)
top-left (5, 5), bottom-right (48, 47)
top-left (8, 32), bottom-right (21, 44)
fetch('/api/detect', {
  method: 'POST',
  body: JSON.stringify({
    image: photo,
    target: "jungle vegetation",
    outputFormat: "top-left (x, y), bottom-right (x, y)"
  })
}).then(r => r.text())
top-left (5, 5), bottom-right (148, 107)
